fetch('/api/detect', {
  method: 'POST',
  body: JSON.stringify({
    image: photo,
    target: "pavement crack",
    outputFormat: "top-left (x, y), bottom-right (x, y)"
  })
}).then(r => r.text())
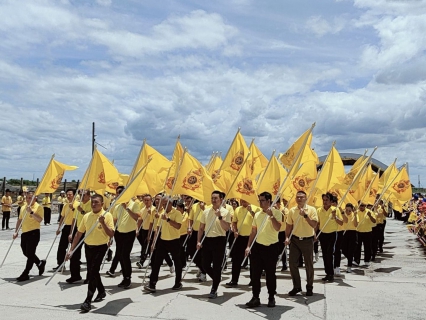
top-left (304, 299), bottom-right (323, 320)
top-left (152, 293), bottom-right (181, 318)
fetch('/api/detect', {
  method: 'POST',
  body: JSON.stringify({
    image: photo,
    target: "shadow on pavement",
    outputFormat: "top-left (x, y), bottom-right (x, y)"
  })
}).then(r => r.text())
top-left (186, 291), bottom-right (244, 305)
top-left (2, 275), bottom-right (49, 286)
top-left (235, 304), bottom-right (294, 319)
top-left (92, 297), bottom-right (133, 316)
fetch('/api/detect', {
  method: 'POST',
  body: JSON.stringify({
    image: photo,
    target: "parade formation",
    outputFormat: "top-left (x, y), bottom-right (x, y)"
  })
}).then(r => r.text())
top-left (0, 125), bottom-right (416, 313)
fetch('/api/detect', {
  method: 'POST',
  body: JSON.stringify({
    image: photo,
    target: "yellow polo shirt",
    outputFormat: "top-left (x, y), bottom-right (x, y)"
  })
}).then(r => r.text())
top-left (279, 207), bottom-right (289, 232)
top-left (42, 196), bottom-right (51, 209)
top-left (375, 208), bottom-right (385, 224)
top-left (343, 213), bottom-right (358, 231)
top-left (253, 208), bottom-right (282, 246)
top-left (189, 202), bottom-right (210, 231)
top-left (232, 205), bottom-right (260, 236)
top-left (113, 200), bottom-right (140, 233)
top-left (61, 201), bottom-right (79, 226)
top-left (200, 207), bottom-right (231, 237)
top-left (17, 195), bottom-right (25, 207)
top-left (139, 206), bottom-right (155, 230)
top-left (356, 209), bottom-right (376, 233)
top-left (77, 200), bottom-right (92, 227)
top-left (286, 205), bottom-right (318, 238)
top-left (20, 202), bottom-right (44, 233)
top-left (179, 212), bottom-right (189, 236)
top-left (157, 208), bottom-right (183, 240)
top-left (78, 209), bottom-right (114, 246)
top-left (317, 206), bottom-right (343, 233)
top-left (1, 195), bottom-right (12, 212)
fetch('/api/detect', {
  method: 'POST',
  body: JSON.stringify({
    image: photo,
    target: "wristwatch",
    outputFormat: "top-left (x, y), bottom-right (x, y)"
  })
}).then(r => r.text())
top-left (218, 216), bottom-right (223, 220)
top-left (303, 214), bottom-right (308, 219)
top-left (167, 218), bottom-right (170, 222)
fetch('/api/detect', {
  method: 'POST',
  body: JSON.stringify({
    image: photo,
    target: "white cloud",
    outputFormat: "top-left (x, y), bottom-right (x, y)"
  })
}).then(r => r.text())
top-left (305, 15), bottom-right (346, 37)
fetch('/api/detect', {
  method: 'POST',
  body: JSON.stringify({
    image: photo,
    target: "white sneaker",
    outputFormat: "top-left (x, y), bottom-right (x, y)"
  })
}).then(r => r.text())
top-left (346, 267), bottom-right (352, 273)
top-left (364, 262), bottom-right (370, 267)
top-left (334, 267), bottom-right (341, 276)
top-left (170, 266), bottom-right (175, 274)
top-left (198, 273), bottom-right (207, 282)
top-left (353, 261), bottom-right (359, 266)
top-left (314, 252), bottom-right (319, 262)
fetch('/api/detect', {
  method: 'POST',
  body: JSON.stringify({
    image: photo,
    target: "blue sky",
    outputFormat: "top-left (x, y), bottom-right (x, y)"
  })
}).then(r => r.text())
top-left (0, 0), bottom-right (425, 187)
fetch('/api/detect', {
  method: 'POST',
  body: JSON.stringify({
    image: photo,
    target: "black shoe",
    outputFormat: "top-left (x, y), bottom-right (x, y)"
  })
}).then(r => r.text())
top-left (93, 291), bottom-right (106, 302)
top-left (288, 288), bottom-right (302, 296)
top-left (245, 296), bottom-right (261, 308)
top-left (379, 248), bottom-right (383, 253)
top-left (66, 276), bottom-right (82, 284)
top-left (172, 283), bottom-right (183, 290)
top-left (225, 281), bottom-right (238, 288)
top-left (16, 274), bottom-right (30, 282)
top-left (38, 260), bottom-right (46, 276)
top-left (248, 281), bottom-right (252, 287)
top-left (84, 279), bottom-right (89, 284)
top-left (327, 276), bottom-right (334, 283)
top-left (143, 283), bottom-right (156, 293)
top-left (118, 278), bottom-right (131, 289)
top-left (261, 270), bottom-right (266, 276)
top-left (306, 289), bottom-right (313, 296)
top-left (281, 265), bottom-right (287, 272)
top-left (52, 265), bottom-right (60, 271)
top-left (80, 301), bottom-right (91, 312)
top-left (267, 298), bottom-right (276, 308)
top-left (371, 257), bottom-right (376, 262)
top-left (106, 270), bottom-right (115, 277)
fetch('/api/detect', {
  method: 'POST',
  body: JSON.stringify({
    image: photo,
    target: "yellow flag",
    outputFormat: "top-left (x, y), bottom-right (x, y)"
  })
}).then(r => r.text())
top-left (287, 160), bottom-right (318, 197)
top-left (104, 173), bottom-right (129, 194)
top-left (248, 141), bottom-right (268, 178)
top-left (132, 143), bottom-right (171, 180)
top-left (165, 139), bottom-right (185, 194)
top-left (312, 146), bottom-right (345, 206)
top-left (136, 168), bottom-right (168, 196)
top-left (378, 161), bottom-right (398, 193)
top-left (221, 131), bottom-right (250, 176)
top-left (207, 154), bottom-right (222, 174)
top-left (35, 158), bottom-right (78, 195)
top-left (227, 158), bottom-right (259, 205)
top-left (114, 165), bottom-right (149, 204)
top-left (349, 163), bottom-right (370, 202)
top-left (257, 156), bottom-right (287, 198)
top-left (80, 149), bottom-right (120, 192)
top-left (386, 166), bottom-right (412, 203)
top-left (280, 129), bottom-right (318, 169)
top-left (173, 152), bottom-right (217, 203)
top-left (365, 168), bottom-right (380, 205)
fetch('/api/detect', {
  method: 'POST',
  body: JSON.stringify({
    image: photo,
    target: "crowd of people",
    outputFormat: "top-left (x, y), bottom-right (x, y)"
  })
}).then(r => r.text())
top-left (403, 194), bottom-right (426, 245)
top-left (4, 186), bottom-right (395, 313)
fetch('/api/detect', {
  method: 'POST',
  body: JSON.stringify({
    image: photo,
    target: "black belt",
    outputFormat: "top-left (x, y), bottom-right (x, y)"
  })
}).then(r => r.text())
top-left (293, 236), bottom-right (314, 240)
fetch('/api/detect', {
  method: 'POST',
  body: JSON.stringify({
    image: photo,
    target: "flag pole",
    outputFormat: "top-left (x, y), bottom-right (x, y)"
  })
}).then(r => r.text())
top-left (1, 154), bottom-right (55, 268)
top-left (255, 150), bottom-right (276, 187)
top-left (217, 128), bottom-right (241, 172)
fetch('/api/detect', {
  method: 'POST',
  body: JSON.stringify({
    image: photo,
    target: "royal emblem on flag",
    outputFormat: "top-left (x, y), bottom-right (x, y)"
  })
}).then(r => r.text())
top-left (211, 169), bottom-right (221, 182)
top-left (107, 182), bottom-right (118, 190)
top-left (342, 170), bottom-right (357, 185)
top-left (50, 173), bottom-right (64, 190)
top-left (182, 169), bottom-right (202, 191)
top-left (293, 174), bottom-right (314, 192)
top-left (166, 177), bottom-right (175, 190)
top-left (236, 178), bottom-right (255, 196)
top-left (272, 179), bottom-right (280, 195)
top-left (281, 146), bottom-right (294, 167)
top-left (230, 151), bottom-right (244, 171)
top-left (98, 171), bottom-right (106, 184)
top-left (392, 180), bottom-right (410, 194)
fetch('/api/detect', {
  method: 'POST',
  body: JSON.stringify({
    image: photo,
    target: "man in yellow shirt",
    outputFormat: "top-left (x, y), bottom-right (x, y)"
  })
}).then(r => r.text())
top-left (144, 196), bottom-right (183, 292)
top-left (226, 199), bottom-right (259, 287)
top-left (12, 192), bottom-right (46, 281)
top-left (136, 194), bottom-right (154, 268)
top-left (187, 198), bottom-right (207, 281)
top-left (197, 191), bottom-right (231, 299)
top-left (2, 188), bottom-right (12, 230)
top-left (285, 190), bottom-right (318, 297)
top-left (244, 192), bottom-right (282, 308)
top-left (109, 186), bottom-right (140, 289)
top-left (42, 193), bottom-right (52, 225)
top-left (354, 202), bottom-right (376, 266)
top-left (275, 197), bottom-right (289, 272)
top-left (54, 189), bottom-right (78, 271)
top-left (317, 193), bottom-right (343, 282)
top-left (57, 190), bottom-right (65, 223)
top-left (341, 203), bottom-right (358, 273)
top-left (67, 190), bottom-right (91, 283)
top-left (177, 201), bottom-right (189, 268)
top-left (66, 193), bottom-right (115, 312)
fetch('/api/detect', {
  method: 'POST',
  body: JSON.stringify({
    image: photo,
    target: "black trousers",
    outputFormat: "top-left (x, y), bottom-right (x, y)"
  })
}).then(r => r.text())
top-left (342, 230), bottom-right (357, 267)
top-left (230, 235), bottom-right (250, 283)
top-left (151, 238), bottom-right (182, 285)
top-left (70, 229), bottom-right (83, 278)
top-left (319, 232), bottom-right (337, 276)
top-left (115, 230), bottom-right (136, 278)
top-left (378, 221), bottom-right (386, 251)
top-left (20, 229), bottom-right (41, 275)
top-left (85, 243), bottom-right (108, 302)
top-left (334, 231), bottom-right (344, 268)
top-left (57, 205), bottom-right (63, 222)
top-left (136, 229), bottom-right (149, 262)
top-left (202, 236), bottom-right (226, 292)
top-left (44, 207), bottom-right (51, 224)
top-left (354, 232), bottom-right (372, 263)
top-left (57, 225), bottom-right (71, 265)
top-left (251, 242), bottom-right (279, 298)
top-left (2, 211), bottom-right (10, 229)
top-left (187, 230), bottom-right (205, 273)
top-left (278, 231), bottom-right (287, 266)
top-left (179, 234), bottom-right (188, 268)
top-left (371, 226), bottom-right (380, 259)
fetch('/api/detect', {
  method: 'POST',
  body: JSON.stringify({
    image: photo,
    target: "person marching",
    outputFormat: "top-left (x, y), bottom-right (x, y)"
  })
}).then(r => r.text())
top-left (285, 190), bottom-right (318, 296)
top-left (377, 199), bottom-right (388, 253)
top-left (16, 189), bottom-right (25, 218)
top-left (341, 203), bottom-right (358, 273)
top-left (42, 193), bottom-right (52, 225)
top-left (197, 191), bottom-right (231, 299)
top-left (332, 196), bottom-right (345, 276)
top-left (57, 190), bottom-right (65, 223)
top-left (317, 192), bottom-right (343, 282)
top-left (244, 192), bottom-right (282, 308)
top-left (275, 197), bottom-right (289, 272)
top-left (66, 190), bottom-right (91, 283)
top-left (13, 192), bottom-right (46, 281)
top-left (144, 196), bottom-right (183, 292)
top-left (2, 188), bottom-right (13, 230)
top-left (187, 200), bottom-right (207, 281)
top-left (66, 193), bottom-right (115, 312)
top-left (136, 194), bottom-right (154, 268)
top-left (353, 202), bottom-right (376, 266)
top-left (54, 189), bottom-right (78, 271)
top-left (226, 199), bottom-right (259, 287)
top-left (177, 201), bottom-right (189, 268)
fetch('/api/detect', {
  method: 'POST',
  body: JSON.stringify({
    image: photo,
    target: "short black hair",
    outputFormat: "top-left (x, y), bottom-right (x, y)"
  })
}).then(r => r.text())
top-left (116, 186), bottom-right (125, 194)
top-left (322, 192), bottom-right (333, 201)
top-left (66, 189), bottom-right (76, 195)
top-left (345, 203), bottom-right (354, 209)
top-left (259, 191), bottom-right (272, 201)
top-left (212, 190), bottom-right (224, 199)
top-left (91, 193), bottom-right (104, 203)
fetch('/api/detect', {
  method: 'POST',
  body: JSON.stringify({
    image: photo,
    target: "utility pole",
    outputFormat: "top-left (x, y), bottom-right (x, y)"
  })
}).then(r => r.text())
top-left (92, 122), bottom-right (95, 155)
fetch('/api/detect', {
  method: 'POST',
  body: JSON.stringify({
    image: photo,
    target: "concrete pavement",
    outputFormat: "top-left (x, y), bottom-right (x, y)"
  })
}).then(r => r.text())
top-left (0, 215), bottom-right (425, 320)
